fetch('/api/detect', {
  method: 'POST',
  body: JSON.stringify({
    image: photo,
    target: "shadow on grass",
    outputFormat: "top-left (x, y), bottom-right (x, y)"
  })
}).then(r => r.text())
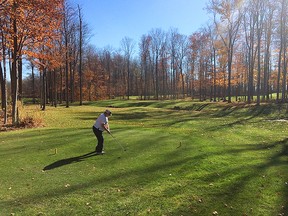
top-left (2, 103), bottom-right (287, 215)
top-left (3, 137), bottom-right (288, 215)
top-left (0, 128), bottom-right (92, 157)
top-left (166, 138), bottom-right (288, 215)
top-left (76, 111), bottom-right (150, 123)
top-left (43, 151), bottom-right (97, 171)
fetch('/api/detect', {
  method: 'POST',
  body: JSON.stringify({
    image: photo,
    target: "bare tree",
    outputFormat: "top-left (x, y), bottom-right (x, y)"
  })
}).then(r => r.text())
top-left (78, 4), bottom-right (83, 105)
top-left (279, 0), bottom-right (288, 102)
top-left (255, 0), bottom-right (265, 105)
top-left (0, 20), bottom-right (8, 124)
top-left (121, 37), bottom-right (135, 99)
top-left (139, 34), bottom-right (152, 99)
top-left (176, 34), bottom-right (189, 98)
top-left (207, 24), bottom-right (219, 102)
top-left (62, 2), bottom-right (77, 107)
top-left (262, 0), bottom-right (275, 101)
top-left (208, 0), bottom-right (243, 103)
top-left (168, 28), bottom-right (179, 99)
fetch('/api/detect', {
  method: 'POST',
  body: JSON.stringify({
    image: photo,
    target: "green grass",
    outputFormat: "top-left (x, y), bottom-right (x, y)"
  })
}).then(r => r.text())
top-left (0, 100), bottom-right (288, 215)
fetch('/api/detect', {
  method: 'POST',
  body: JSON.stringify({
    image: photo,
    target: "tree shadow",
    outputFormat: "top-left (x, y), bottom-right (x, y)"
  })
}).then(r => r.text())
top-left (43, 151), bottom-right (97, 171)
top-left (3, 137), bottom-right (288, 215)
top-left (167, 138), bottom-right (288, 215)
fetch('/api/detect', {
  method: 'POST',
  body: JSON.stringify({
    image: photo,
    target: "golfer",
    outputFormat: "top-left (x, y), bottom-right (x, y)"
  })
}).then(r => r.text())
top-left (92, 110), bottom-right (112, 155)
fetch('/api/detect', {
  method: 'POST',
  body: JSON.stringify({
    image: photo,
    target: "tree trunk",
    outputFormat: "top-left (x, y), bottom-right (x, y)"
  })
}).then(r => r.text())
top-left (64, 10), bottom-right (69, 108)
top-left (127, 60), bottom-right (130, 100)
top-left (41, 68), bottom-right (47, 111)
top-left (11, 10), bottom-right (19, 125)
top-left (31, 64), bottom-right (36, 104)
top-left (256, 23), bottom-right (262, 105)
top-left (281, 0), bottom-right (287, 102)
top-left (53, 69), bottom-right (57, 107)
top-left (78, 5), bottom-right (83, 105)
top-left (0, 61), bottom-right (7, 125)
top-left (0, 63), bottom-right (5, 109)
top-left (18, 57), bottom-right (22, 101)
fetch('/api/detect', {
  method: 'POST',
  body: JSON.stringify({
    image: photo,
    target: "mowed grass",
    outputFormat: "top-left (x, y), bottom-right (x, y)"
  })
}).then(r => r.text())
top-left (0, 100), bottom-right (288, 216)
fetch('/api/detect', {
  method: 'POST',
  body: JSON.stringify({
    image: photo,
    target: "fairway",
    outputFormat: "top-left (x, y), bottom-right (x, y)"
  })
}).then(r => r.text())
top-left (0, 100), bottom-right (287, 216)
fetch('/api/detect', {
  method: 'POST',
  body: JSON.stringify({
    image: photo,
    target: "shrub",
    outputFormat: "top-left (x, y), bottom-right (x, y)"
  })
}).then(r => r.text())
top-left (18, 101), bottom-right (43, 128)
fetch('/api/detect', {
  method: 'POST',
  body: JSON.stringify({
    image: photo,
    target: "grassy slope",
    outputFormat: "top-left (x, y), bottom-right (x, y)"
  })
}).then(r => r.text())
top-left (0, 100), bottom-right (287, 216)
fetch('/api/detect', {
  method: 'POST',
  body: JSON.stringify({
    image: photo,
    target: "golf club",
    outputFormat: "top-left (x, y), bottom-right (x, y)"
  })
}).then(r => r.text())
top-left (109, 133), bottom-right (126, 151)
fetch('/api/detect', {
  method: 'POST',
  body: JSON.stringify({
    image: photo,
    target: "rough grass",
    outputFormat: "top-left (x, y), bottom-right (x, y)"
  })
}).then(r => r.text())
top-left (0, 100), bottom-right (287, 216)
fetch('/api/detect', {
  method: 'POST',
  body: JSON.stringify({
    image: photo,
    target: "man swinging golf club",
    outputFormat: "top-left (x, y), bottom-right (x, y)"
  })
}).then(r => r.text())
top-left (92, 110), bottom-right (112, 155)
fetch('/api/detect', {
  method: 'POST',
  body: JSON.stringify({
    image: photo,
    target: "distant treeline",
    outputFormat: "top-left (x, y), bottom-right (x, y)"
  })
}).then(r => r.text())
top-left (1, 0), bottom-right (288, 125)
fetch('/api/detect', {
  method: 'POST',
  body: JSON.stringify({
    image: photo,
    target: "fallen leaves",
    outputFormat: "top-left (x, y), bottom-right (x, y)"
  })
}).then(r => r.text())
top-left (86, 202), bottom-right (92, 209)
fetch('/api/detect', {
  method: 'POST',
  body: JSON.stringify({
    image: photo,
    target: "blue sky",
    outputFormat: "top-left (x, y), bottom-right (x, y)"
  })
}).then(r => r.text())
top-left (70, 0), bottom-right (211, 49)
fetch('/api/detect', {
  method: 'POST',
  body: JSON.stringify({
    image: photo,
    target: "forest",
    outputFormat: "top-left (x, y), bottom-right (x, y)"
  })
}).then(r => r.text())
top-left (1, 0), bottom-right (288, 125)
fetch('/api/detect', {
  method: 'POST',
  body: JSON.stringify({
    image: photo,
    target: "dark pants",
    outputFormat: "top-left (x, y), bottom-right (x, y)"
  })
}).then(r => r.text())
top-left (92, 126), bottom-right (104, 152)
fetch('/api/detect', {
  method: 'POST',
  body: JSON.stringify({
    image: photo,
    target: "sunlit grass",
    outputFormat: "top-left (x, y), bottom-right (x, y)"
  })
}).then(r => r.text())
top-left (0, 100), bottom-right (287, 215)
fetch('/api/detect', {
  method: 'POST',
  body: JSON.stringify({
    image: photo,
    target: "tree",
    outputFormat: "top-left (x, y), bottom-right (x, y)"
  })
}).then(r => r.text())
top-left (262, 0), bottom-right (275, 101)
top-left (121, 37), bottom-right (135, 99)
top-left (1, 0), bottom-right (63, 122)
top-left (208, 0), bottom-right (243, 103)
top-left (279, 0), bottom-right (288, 102)
top-left (139, 34), bottom-right (152, 99)
top-left (63, 3), bottom-right (70, 108)
top-left (78, 4), bottom-right (83, 105)
top-left (255, 0), bottom-right (265, 105)
top-left (189, 32), bottom-right (202, 99)
top-left (150, 29), bottom-right (166, 99)
top-left (207, 24), bottom-right (219, 102)
top-left (168, 28), bottom-right (179, 99)
top-left (0, 18), bottom-right (8, 124)
top-left (243, 0), bottom-right (257, 103)
top-left (175, 34), bottom-right (189, 98)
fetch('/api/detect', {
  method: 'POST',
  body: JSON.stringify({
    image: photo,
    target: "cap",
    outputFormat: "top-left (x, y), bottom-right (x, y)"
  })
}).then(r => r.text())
top-left (104, 109), bottom-right (112, 116)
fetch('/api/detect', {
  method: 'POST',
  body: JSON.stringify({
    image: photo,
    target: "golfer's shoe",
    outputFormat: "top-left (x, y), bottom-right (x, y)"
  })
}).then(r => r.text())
top-left (95, 151), bottom-right (105, 155)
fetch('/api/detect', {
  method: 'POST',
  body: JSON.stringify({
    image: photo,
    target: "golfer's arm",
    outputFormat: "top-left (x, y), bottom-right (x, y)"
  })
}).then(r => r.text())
top-left (102, 122), bottom-right (110, 133)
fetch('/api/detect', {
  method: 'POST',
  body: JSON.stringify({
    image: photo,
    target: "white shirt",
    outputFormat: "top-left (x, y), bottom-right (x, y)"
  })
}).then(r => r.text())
top-left (93, 113), bottom-right (108, 131)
